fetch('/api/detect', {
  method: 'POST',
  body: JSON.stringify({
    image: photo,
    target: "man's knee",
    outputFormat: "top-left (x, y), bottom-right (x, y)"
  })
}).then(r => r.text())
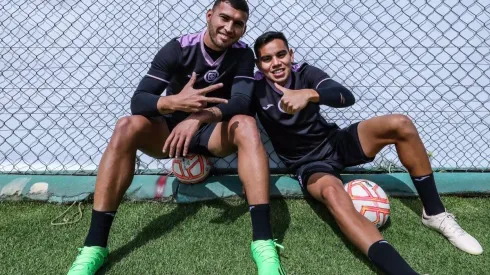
top-left (390, 114), bottom-right (418, 138)
top-left (319, 182), bottom-right (349, 213)
top-left (111, 116), bottom-right (148, 148)
top-left (229, 115), bottom-right (261, 146)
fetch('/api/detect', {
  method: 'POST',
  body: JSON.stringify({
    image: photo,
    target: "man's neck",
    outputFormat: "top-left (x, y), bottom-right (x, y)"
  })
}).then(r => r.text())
top-left (277, 74), bottom-right (292, 88)
top-left (276, 80), bottom-right (287, 87)
top-left (203, 30), bottom-right (224, 52)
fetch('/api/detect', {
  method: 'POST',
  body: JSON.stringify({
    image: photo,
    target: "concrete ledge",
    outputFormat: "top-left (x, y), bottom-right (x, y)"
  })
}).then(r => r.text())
top-left (0, 173), bottom-right (489, 203)
top-left (0, 175), bottom-right (177, 203)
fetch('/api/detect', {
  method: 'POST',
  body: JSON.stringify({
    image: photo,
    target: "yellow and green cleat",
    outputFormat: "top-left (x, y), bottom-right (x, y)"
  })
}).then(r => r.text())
top-left (67, 246), bottom-right (108, 275)
top-left (251, 239), bottom-right (286, 275)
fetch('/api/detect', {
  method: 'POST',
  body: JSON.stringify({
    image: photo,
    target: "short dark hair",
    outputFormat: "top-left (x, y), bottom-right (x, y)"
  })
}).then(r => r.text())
top-left (254, 31), bottom-right (289, 58)
top-left (213, 0), bottom-right (249, 15)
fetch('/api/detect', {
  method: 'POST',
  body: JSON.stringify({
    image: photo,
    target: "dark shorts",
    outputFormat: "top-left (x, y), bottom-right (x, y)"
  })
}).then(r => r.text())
top-left (295, 122), bottom-right (375, 188)
top-left (164, 117), bottom-right (218, 157)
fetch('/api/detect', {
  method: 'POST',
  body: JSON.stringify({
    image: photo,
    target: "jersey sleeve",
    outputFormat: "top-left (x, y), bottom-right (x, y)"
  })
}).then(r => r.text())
top-left (304, 64), bottom-right (332, 89)
top-left (305, 65), bottom-right (355, 108)
top-left (215, 48), bottom-right (255, 121)
top-left (146, 39), bottom-right (181, 83)
top-left (130, 39), bottom-right (182, 117)
top-left (232, 47), bottom-right (255, 81)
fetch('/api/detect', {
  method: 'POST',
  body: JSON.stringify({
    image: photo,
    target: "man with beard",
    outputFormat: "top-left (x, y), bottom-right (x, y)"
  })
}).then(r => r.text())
top-left (67, 2), bottom-right (286, 274)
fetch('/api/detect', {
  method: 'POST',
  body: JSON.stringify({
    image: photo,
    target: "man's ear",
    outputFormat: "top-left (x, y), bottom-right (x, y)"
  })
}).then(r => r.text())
top-left (206, 9), bottom-right (212, 24)
top-left (241, 25), bottom-right (247, 37)
top-left (289, 48), bottom-right (294, 63)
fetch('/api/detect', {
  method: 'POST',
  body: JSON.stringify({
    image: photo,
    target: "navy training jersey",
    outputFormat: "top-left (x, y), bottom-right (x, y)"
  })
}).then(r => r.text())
top-left (135, 30), bottom-right (255, 122)
top-left (252, 63), bottom-right (341, 168)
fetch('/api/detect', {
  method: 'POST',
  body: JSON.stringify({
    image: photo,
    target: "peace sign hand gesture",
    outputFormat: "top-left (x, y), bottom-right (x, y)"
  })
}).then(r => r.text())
top-left (170, 72), bottom-right (227, 113)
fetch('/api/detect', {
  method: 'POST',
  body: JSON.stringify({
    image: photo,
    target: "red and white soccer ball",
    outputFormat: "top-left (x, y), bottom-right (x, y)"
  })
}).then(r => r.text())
top-left (344, 179), bottom-right (390, 228)
top-left (172, 154), bottom-right (212, 184)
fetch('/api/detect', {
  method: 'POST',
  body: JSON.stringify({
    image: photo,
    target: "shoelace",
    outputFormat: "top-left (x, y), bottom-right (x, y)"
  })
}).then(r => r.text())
top-left (70, 248), bottom-right (105, 270)
top-left (254, 240), bottom-right (284, 264)
top-left (439, 213), bottom-right (466, 236)
top-left (274, 240), bottom-right (284, 253)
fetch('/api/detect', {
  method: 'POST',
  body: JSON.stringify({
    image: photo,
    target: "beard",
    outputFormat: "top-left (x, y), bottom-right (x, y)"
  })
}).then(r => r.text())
top-left (207, 25), bottom-right (235, 50)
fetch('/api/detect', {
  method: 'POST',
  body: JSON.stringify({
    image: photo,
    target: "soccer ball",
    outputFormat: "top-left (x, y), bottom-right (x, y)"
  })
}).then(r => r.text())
top-left (172, 154), bottom-right (212, 184)
top-left (344, 179), bottom-right (390, 228)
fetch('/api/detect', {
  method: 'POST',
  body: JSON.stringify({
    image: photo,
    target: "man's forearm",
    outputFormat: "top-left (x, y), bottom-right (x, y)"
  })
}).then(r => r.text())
top-left (187, 107), bottom-right (223, 124)
top-left (156, 96), bottom-right (176, 115)
top-left (131, 74), bottom-right (174, 117)
top-left (311, 82), bottom-right (355, 108)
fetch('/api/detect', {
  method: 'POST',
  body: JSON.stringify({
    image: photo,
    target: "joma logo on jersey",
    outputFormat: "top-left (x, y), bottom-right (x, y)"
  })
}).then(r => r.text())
top-left (204, 70), bottom-right (220, 83)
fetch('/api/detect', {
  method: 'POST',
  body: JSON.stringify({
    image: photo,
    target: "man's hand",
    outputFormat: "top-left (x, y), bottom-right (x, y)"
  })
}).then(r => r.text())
top-left (163, 117), bottom-right (201, 158)
top-left (274, 83), bottom-right (317, 114)
top-left (160, 72), bottom-right (227, 113)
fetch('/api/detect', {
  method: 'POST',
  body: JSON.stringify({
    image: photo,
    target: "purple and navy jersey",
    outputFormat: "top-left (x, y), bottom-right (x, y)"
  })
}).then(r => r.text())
top-left (252, 63), bottom-right (343, 168)
top-left (131, 30), bottom-right (255, 122)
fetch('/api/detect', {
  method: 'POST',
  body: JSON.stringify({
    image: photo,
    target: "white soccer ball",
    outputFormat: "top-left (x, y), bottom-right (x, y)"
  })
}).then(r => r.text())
top-left (344, 179), bottom-right (390, 228)
top-left (172, 154), bottom-right (212, 184)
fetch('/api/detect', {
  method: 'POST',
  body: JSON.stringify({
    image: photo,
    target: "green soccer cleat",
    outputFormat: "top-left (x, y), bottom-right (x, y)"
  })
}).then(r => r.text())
top-left (251, 239), bottom-right (286, 275)
top-left (67, 246), bottom-right (108, 275)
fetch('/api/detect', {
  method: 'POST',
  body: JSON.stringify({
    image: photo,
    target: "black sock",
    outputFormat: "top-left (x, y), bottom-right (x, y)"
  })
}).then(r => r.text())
top-left (411, 173), bottom-right (445, 216)
top-left (368, 240), bottom-right (418, 275)
top-left (249, 204), bottom-right (273, 241)
top-left (84, 209), bottom-right (117, 247)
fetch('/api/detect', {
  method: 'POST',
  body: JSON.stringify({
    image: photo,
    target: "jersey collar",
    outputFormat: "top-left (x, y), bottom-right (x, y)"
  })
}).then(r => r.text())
top-left (200, 30), bottom-right (228, 67)
top-left (266, 74), bottom-right (292, 95)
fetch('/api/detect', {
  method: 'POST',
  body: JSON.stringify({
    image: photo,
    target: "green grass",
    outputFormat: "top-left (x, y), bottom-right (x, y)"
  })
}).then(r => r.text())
top-left (0, 197), bottom-right (488, 274)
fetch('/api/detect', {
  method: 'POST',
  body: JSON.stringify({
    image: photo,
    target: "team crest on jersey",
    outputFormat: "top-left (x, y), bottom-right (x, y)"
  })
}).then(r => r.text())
top-left (204, 70), bottom-right (220, 83)
top-left (277, 100), bottom-right (288, 114)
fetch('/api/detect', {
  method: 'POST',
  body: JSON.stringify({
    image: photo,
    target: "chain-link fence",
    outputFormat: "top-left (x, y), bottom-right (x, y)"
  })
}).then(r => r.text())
top-left (1, 0), bottom-right (489, 175)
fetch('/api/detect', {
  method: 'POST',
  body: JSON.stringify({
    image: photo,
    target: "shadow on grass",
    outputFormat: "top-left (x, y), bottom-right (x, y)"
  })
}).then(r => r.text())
top-left (202, 182), bottom-right (292, 244)
top-left (270, 183), bottom-right (291, 244)
top-left (305, 198), bottom-right (379, 274)
top-left (98, 183), bottom-right (292, 274)
top-left (98, 203), bottom-right (201, 274)
top-left (396, 197), bottom-right (423, 217)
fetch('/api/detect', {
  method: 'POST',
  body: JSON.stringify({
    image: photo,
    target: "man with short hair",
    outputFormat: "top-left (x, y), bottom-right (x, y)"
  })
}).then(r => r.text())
top-left (66, 2), bottom-right (286, 274)
top-left (251, 31), bottom-right (482, 275)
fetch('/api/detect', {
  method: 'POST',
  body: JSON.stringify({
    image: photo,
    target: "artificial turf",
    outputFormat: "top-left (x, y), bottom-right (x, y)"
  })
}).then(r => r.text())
top-left (0, 197), bottom-right (488, 274)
